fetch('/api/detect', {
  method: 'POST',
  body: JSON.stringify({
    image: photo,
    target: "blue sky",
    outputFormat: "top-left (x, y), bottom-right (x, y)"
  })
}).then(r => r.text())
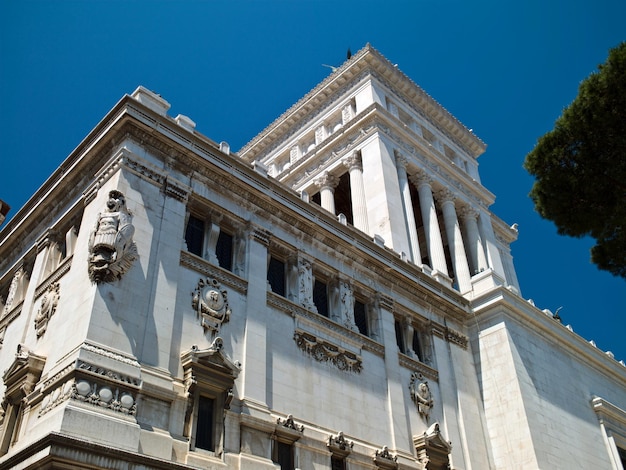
top-left (1, 1), bottom-right (625, 361)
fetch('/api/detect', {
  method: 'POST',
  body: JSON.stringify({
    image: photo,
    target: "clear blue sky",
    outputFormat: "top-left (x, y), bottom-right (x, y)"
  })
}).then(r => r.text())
top-left (1, 1), bottom-right (625, 360)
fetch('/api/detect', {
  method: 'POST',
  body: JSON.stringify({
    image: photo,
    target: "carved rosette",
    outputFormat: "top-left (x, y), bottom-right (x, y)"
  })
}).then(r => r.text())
top-left (88, 190), bottom-right (138, 283)
top-left (192, 278), bottom-right (231, 332)
top-left (409, 372), bottom-right (434, 421)
top-left (34, 282), bottom-right (60, 338)
top-left (294, 330), bottom-right (362, 373)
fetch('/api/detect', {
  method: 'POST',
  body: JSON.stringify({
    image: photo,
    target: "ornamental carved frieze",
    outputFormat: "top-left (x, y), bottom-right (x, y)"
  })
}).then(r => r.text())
top-left (71, 378), bottom-right (137, 416)
top-left (34, 282), bottom-right (60, 338)
top-left (88, 190), bottom-right (138, 283)
top-left (409, 372), bottom-right (434, 421)
top-left (294, 330), bottom-right (362, 373)
top-left (192, 277), bottom-right (231, 332)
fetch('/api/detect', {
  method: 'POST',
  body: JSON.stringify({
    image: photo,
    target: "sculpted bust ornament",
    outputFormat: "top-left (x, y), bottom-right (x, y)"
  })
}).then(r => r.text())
top-left (88, 190), bottom-right (138, 283)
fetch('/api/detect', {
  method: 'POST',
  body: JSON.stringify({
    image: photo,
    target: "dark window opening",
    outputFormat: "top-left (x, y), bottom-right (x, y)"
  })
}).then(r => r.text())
top-left (268, 257), bottom-right (286, 297)
top-left (274, 441), bottom-right (294, 470)
top-left (334, 172), bottom-right (353, 225)
top-left (185, 215), bottom-right (205, 257)
top-left (412, 329), bottom-right (423, 362)
top-left (313, 279), bottom-right (329, 317)
top-left (331, 455), bottom-right (346, 470)
top-left (354, 300), bottom-right (368, 336)
top-left (311, 191), bottom-right (321, 206)
top-left (195, 396), bottom-right (215, 451)
top-left (395, 320), bottom-right (406, 354)
top-left (216, 231), bottom-right (233, 271)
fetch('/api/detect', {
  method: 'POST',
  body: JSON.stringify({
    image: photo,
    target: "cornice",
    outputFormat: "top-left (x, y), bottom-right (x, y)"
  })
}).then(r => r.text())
top-left (238, 43), bottom-right (485, 162)
top-left (470, 287), bottom-right (626, 388)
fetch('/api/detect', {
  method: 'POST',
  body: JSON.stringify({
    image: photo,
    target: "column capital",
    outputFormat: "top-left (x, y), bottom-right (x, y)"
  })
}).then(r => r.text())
top-left (394, 150), bottom-right (408, 169)
top-left (313, 172), bottom-right (339, 190)
top-left (343, 151), bottom-right (362, 171)
top-left (435, 189), bottom-right (455, 205)
top-left (410, 170), bottom-right (432, 187)
top-left (459, 205), bottom-right (479, 220)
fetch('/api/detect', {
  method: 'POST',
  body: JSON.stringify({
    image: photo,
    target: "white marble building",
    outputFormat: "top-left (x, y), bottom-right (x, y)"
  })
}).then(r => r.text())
top-left (0, 44), bottom-right (624, 470)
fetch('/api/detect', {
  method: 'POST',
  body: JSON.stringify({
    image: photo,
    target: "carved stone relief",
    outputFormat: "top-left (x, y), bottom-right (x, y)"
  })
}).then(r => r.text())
top-left (373, 445), bottom-right (398, 469)
top-left (294, 330), bottom-right (362, 373)
top-left (88, 190), bottom-right (138, 283)
top-left (410, 372), bottom-right (434, 421)
top-left (34, 282), bottom-right (60, 338)
top-left (71, 378), bottom-right (137, 416)
top-left (191, 277), bottom-right (231, 332)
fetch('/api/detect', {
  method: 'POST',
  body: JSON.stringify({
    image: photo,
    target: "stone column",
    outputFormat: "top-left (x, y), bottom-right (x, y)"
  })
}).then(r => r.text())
top-left (437, 190), bottom-right (472, 294)
top-left (313, 172), bottom-right (339, 215)
top-left (411, 172), bottom-right (448, 277)
top-left (459, 206), bottom-right (488, 275)
top-left (344, 151), bottom-right (370, 234)
top-left (477, 209), bottom-right (506, 276)
top-left (395, 152), bottom-right (422, 266)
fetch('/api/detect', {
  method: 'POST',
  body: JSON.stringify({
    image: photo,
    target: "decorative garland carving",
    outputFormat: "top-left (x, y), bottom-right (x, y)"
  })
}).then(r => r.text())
top-left (34, 281), bottom-right (60, 337)
top-left (88, 190), bottom-right (138, 283)
top-left (192, 277), bottom-right (231, 332)
top-left (294, 330), bottom-right (362, 373)
top-left (39, 379), bottom-right (75, 416)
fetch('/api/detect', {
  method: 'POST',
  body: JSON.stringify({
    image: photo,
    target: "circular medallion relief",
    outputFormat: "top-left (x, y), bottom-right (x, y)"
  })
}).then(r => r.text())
top-left (203, 288), bottom-right (225, 311)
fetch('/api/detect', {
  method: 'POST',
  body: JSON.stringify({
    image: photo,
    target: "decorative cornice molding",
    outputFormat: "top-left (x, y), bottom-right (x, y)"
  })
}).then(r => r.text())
top-left (81, 342), bottom-right (141, 368)
top-left (34, 256), bottom-right (72, 299)
top-left (180, 251), bottom-right (248, 295)
top-left (398, 354), bottom-right (439, 382)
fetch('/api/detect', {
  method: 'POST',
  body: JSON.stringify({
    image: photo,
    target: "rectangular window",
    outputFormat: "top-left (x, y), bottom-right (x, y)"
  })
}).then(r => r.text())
top-left (195, 396), bottom-right (215, 451)
top-left (274, 441), bottom-right (294, 470)
top-left (354, 299), bottom-right (368, 336)
top-left (331, 455), bottom-right (346, 470)
top-left (268, 257), bottom-right (286, 297)
top-left (412, 329), bottom-right (423, 362)
top-left (185, 215), bottom-right (205, 257)
top-left (216, 230), bottom-right (233, 271)
top-left (395, 320), bottom-right (406, 354)
top-left (313, 279), bottom-right (329, 317)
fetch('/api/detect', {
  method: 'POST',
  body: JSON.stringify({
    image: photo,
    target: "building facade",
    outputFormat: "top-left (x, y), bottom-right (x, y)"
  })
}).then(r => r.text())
top-left (0, 45), bottom-right (625, 470)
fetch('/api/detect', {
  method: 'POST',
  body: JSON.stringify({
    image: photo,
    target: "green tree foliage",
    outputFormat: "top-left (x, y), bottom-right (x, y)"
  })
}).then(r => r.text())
top-left (524, 42), bottom-right (626, 279)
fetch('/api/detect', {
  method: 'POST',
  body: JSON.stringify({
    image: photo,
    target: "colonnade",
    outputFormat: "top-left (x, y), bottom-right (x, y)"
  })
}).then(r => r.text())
top-left (311, 149), bottom-right (497, 294)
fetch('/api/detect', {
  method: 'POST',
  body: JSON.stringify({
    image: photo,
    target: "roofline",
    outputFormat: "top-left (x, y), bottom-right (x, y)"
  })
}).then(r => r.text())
top-left (238, 43), bottom-right (486, 161)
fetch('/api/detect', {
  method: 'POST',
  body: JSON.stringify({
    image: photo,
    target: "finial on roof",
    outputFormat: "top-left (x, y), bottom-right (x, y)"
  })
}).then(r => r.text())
top-left (347, 48), bottom-right (352, 60)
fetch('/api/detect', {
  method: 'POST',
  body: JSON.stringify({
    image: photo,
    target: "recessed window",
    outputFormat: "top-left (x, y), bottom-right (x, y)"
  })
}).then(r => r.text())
top-left (313, 279), bottom-right (329, 317)
top-left (195, 396), bottom-right (215, 451)
top-left (216, 230), bottom-right (233, 271)
top-left (354, 299), bottom-right (369, 336)
top-left (412, 329), bottom-right (424, 362)
top-left (268, 256), bottom-right (286, 297)
top-left (395, 320), bottom-right (406, 354)
top-left (331, 455), bottom-right (346, 470)
top-left (274, 441), bottom-right (294, 470)
top-left (185, 215), bottom-right (205, 257)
